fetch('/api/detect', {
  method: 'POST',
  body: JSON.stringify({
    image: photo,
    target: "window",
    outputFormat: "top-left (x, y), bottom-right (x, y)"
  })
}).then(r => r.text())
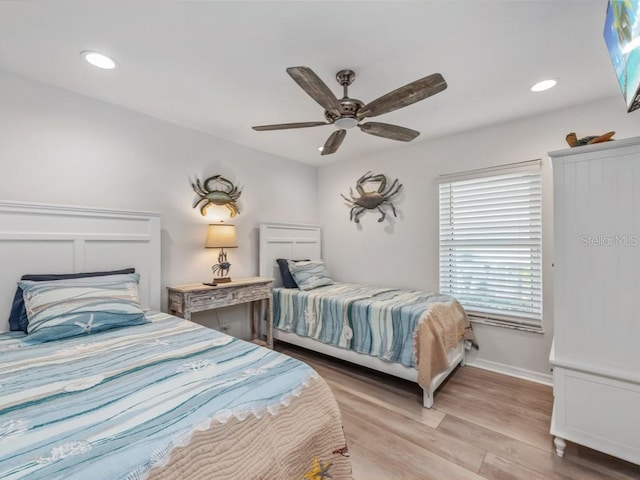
top-left (438, 160), bottom-right (542, 332)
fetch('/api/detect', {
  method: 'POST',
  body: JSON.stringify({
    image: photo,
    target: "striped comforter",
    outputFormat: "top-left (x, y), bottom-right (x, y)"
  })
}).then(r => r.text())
top-left (0, 312), bottom-right (351, 480)
top-left (274, 283), bottom-right (472, 386)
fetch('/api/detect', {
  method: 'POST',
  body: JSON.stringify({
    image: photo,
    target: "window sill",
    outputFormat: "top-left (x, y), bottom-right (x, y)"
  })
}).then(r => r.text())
top-left (469, 315), bottom-right (544, 334)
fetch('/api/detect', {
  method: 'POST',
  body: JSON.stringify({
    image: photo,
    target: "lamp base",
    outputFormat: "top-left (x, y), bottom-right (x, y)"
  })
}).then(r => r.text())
top-left (215, 277), bottom-right (232, 283)
top-left (202, 282), bottom-right (217, 287)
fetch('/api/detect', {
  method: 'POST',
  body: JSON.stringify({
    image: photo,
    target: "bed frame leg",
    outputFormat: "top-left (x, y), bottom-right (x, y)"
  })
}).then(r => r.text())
top-left (460, 344), bottom-right (467, 367)
top-left (422, 387), bottom-right (434, 408)
top-left (421, 342), bottom-right (467, 408)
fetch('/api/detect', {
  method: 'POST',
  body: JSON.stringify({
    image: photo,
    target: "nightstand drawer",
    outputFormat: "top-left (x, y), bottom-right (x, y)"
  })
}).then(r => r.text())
top-left (234, 284), bottom-right (271, 303)
top-left (190, 291), bottom-right (236, 311)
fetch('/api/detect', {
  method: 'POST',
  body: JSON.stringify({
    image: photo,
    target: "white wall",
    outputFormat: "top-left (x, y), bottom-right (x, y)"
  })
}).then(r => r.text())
top-left (318, 96), bottom-right (640, 380)
top-left (4, 66), bottom-right (640, 380)
top-left (0, 70), bottom-right (318, 338)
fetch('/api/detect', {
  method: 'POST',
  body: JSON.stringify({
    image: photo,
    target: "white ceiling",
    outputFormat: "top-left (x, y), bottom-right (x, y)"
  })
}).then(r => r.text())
top-left (0, 1), bottom-right (620, 166)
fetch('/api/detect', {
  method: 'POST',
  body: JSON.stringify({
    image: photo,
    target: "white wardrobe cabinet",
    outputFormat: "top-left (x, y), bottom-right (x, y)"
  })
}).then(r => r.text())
top-left (549, 136), bottom-right (640, 465)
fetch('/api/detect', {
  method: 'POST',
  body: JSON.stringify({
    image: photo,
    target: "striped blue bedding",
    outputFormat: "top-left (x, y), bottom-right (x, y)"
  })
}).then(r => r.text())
top-left (273, 283), bottom-right (454, 368)
top-left (0, 312), bottom-right (317, 480)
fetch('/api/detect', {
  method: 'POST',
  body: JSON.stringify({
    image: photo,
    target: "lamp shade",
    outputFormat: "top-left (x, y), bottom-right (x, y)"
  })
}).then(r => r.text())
top-left (206, 224), bottom-right (238, 248)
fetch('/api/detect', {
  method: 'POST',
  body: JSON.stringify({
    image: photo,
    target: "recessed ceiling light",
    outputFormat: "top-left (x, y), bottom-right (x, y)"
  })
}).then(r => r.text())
top-left (530, 79), bottom-right (557, 92)
top-left (81, 51), bottom-right (117, 70)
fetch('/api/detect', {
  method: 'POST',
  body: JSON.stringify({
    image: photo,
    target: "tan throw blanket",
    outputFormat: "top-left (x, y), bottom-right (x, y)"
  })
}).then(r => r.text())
top-left (414, 299), bottom-right (475, 390)
top-left (147, 374), bottom-right (352, 480)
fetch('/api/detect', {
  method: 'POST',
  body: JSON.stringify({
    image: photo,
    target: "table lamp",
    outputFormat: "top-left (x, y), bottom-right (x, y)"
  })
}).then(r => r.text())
top-left (205, 222), bottom-right (238, 285)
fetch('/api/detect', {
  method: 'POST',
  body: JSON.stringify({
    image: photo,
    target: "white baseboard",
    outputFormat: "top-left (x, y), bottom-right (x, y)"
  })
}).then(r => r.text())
top-left (466, 357), bottom-right (553, 386)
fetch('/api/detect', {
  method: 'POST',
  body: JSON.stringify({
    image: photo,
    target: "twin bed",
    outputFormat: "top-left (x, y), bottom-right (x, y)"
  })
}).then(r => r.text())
top-left (0, 203), bottom-right (350, 480)
top-left (259, 222), bottom-right (474, 408)
top-left (0, 204), bottom-right (472, 479)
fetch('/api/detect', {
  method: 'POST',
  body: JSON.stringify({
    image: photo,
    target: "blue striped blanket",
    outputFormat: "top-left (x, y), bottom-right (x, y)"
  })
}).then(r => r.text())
top-left (0, 312), bottom-right (326, 480)
top-left (274, 283), bottom-right (457, 368)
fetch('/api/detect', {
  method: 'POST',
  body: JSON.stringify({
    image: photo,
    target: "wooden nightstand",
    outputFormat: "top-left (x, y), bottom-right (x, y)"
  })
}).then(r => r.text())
top-left (167, 277), bottom-right (274, 348)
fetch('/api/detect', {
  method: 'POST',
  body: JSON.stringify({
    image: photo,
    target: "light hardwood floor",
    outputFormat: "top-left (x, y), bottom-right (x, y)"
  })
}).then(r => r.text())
top-left (277, 344), bottom-right (640, 480)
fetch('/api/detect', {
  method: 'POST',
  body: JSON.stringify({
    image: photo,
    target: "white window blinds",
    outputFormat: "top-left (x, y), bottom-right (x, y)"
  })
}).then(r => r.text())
top-left (438, 160), bottom-right (542, 331)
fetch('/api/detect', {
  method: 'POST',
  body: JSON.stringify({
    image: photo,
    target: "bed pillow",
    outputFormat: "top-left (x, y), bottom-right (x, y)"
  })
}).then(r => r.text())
top-left (19, 273), bottom-right (146, 344)
top-left (276, 258), bottom-right (310, 288)
top-left (287, 260), bottom-right (334, 291)
top-left (8, 268), bottom-right (135, 333)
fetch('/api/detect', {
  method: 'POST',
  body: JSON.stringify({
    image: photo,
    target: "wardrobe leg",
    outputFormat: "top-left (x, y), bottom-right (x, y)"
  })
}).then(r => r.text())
top-left (554, 436), bottom-right (566, 457)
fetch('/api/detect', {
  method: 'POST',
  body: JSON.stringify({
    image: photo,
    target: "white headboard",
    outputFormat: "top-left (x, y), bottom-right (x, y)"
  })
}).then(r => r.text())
top-left (259, 222), bottom-right (321, 287)
top-left (0, 201), bottom-right (161, 332)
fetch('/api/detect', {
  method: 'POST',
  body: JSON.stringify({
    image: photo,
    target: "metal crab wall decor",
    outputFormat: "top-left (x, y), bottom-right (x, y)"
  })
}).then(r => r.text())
top-left (191, 175), bottom-right (242, 217)
top-left (341, 171), bottom-right (402, 223)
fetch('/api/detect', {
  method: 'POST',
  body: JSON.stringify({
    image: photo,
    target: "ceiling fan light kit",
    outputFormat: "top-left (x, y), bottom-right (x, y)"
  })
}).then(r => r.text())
top-left (252, 66), bottom-right (447, 155)
top-left (334, 117), bottom-right (358, 129)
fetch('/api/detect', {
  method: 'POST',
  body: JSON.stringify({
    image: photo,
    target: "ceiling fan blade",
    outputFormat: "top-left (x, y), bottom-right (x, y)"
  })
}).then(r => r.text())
top-left (321, 129), bottom-right (346, 155)
top-left (357, 73), bottom-right (447, 119)
top-left (252, 121), bottom-right (328, 131)
top-left (286, 66), bottom-right (342, 117)
top-left (359, 122), bottom-right (420, 142)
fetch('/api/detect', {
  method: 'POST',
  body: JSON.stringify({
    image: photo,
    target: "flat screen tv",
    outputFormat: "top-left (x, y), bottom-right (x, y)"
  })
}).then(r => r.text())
top-left (604, 0), bottom-right (640, 112)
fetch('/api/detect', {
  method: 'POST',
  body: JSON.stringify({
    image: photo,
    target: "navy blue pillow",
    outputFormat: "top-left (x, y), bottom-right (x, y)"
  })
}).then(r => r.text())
top-left (276, 259), bottom-right (309, 289)
top-left (8, 268), bottom-right (135, 333)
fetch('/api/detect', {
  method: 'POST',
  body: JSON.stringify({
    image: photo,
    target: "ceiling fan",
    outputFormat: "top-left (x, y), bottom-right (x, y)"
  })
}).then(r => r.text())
top-left (252, 67), bottom-right (447, 155)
